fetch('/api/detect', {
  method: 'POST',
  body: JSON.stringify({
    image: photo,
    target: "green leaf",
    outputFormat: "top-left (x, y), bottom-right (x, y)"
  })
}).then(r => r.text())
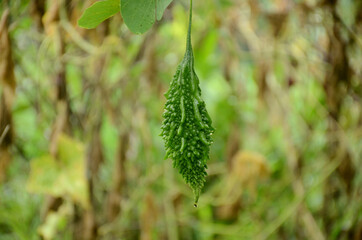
top-left (121, 0), bottom-right (173, 34)
top-left (156, 0), bottom-right (173, 21)
top-left (78, 0), bottom-right (120, 29)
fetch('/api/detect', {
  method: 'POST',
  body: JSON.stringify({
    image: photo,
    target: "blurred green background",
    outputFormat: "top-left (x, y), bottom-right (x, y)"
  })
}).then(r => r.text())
top-left (0, 0), bottom-right (361, 239)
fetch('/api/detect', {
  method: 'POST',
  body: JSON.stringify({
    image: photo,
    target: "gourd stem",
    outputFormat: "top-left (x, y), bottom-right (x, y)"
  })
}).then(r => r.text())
top-left (186, 0), bottom-right (193, 56)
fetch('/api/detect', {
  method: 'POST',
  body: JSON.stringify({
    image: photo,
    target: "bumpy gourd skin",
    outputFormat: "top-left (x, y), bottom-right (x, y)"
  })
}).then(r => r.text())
top-left (161, 34), bottom-right (214, 205)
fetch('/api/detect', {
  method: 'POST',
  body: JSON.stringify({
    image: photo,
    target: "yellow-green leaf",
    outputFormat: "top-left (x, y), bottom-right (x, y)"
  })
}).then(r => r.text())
top-left (27, 134), bottom-right (89, 208)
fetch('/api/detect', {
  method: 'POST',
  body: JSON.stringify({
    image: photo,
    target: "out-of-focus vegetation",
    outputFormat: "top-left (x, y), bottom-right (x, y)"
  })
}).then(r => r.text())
top-left (0, 0), bottom-right (361, 240)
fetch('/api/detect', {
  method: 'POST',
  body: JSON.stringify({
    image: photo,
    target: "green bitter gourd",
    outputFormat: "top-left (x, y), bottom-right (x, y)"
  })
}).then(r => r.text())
top-left (161, 0), bottom-right (214, 206)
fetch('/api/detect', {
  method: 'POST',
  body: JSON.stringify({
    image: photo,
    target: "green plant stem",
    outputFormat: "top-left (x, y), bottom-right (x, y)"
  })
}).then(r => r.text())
top-left (185, 0), bottom-right (193, 57)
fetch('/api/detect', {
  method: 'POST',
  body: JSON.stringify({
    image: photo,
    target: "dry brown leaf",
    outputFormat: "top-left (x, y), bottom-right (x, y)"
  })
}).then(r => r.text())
top-left (231, 151), bottom-right (269, 186)
top-left (215, 151), bottom-right (270, 221)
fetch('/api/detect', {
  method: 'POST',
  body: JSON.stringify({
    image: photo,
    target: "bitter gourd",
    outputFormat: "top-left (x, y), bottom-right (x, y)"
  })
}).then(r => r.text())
top-left (161, 0), bottom-right (214, 206)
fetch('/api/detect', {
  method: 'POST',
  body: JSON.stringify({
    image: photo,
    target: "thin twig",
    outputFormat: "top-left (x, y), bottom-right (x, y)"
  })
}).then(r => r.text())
top-left (58, 3), bottom-right (97, 55)
top-left (0, 125), bottom-right (10, 145)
